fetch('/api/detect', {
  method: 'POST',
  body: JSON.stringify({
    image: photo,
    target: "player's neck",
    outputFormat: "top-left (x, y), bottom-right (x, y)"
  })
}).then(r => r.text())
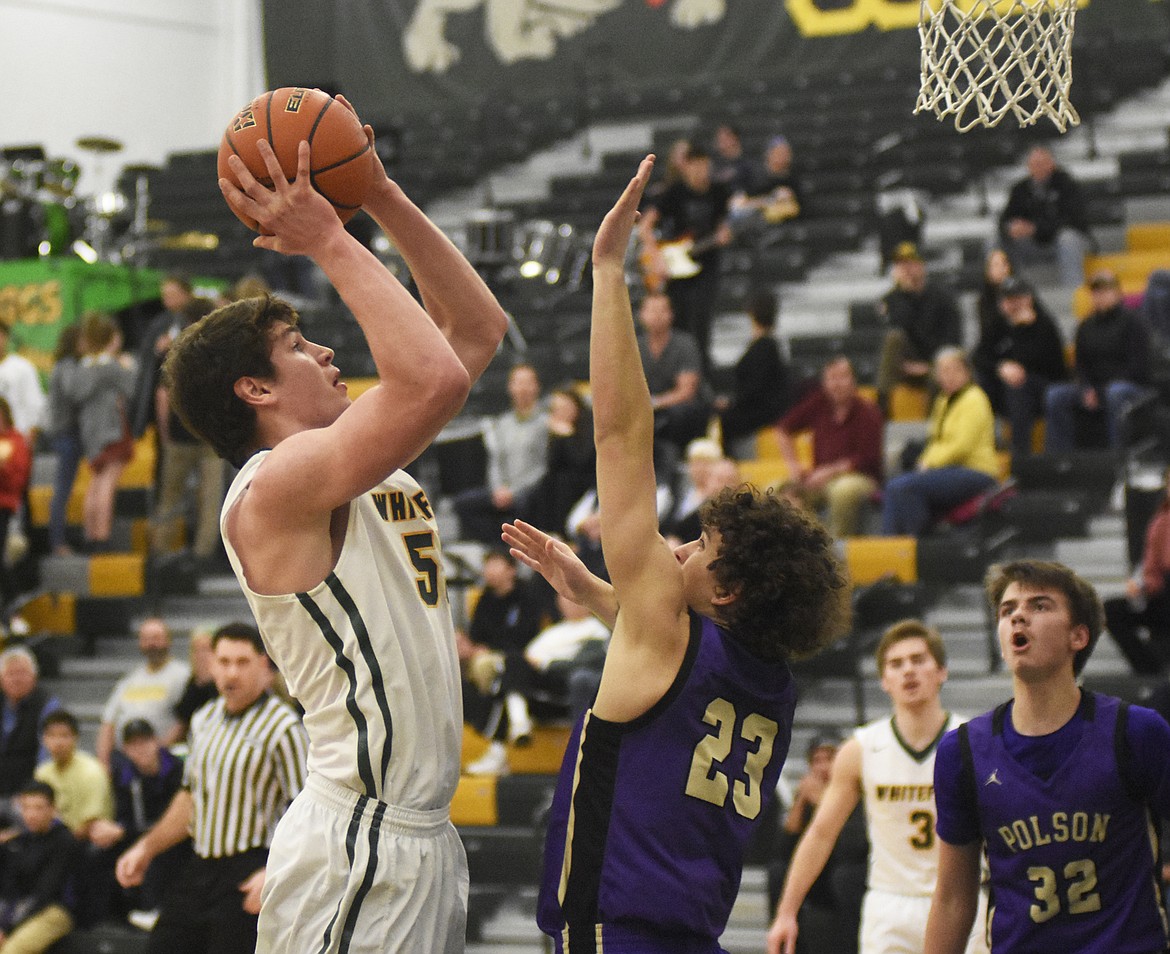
top-left (891, 698), bottom-right (947, 749)
top-left (1011, 677), bottom-right (1081, 736)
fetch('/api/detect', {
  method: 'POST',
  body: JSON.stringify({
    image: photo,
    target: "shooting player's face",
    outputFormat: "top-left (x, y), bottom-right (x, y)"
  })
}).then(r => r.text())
top-left (265, 325), bottom-right (350, 430)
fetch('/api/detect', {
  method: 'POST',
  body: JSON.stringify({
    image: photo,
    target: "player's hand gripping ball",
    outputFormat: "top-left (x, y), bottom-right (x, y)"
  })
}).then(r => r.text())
top-left (217, 87), bottom-right (375, 231)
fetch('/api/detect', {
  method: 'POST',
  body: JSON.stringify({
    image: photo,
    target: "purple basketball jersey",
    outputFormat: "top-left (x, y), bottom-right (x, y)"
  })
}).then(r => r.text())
top-left (962, 693), bottom-right (1169, 953)
top-left (537, 612), bottom-right (796, 953)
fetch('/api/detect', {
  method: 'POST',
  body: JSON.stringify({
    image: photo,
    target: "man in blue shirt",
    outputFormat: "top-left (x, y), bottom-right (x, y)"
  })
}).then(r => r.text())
top-left (925, 560), bottom-right (1170, 954)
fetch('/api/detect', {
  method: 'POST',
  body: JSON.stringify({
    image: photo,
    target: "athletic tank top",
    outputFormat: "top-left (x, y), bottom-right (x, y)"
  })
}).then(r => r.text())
top-left (960, 692), bottom-right (1168, 953)
top-left (222, 451), bottom-right (462, 810)
top-left (538, 612), bottom-right (796, 952)
top-left (857, 712), bottom-right (963, 896)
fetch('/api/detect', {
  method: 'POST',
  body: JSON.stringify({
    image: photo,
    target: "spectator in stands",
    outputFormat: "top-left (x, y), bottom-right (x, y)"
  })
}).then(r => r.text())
top-left (972, 277), bottom-right (1067, 460)
top-left (522, 591), bottom-right (611, 726)
top-left (129, 274), bottom-right (193, 440)
top-left (663, 452), bottom-right (741, 545)
top-left (528, 387), bottom-right (595, 537)
top-left (0, 397), bottom-right (31, 621)
top-left (776, 356), bottom-right (884, 538)
top-left (998, 145), bottom-right (1091, 288)
top-left (45, 325), bottom-right (82, 557)
top-left (638, 145), bottom-right (733, 370)
top-left (711, 122), bottom-right (758, 195)
top-left (635, 291), bottom-right (714, 476)
top-left (164, 626), bottom-right (217, 749)
top-left (876, 242), bottom-right (964, 410)
top-left (460, 549), bottom-right (549, 776)
top-left (881, 348), bottom-right (999, 536)
top-left (1045, 269), bottom-right (1152, 452)
top-left (769, 620), bottom-right (981, 954)
top-left (1102, 464), bottom-right (1170, 674)
top-left (975, 248), bottom-right (1014, 343)
top-left (646, 138), bottom-right (691, 203)
top-left (714, 290), bottom-right (790, 458)
top-left (0, 647), bottom-right (60, 803)
top-left (0, 321), bottom-right (46, 442)
top-left (661, 438), bottom-right (723, 541)
top-left (0, 780), bottom-right (78, 954)
top-left (729, 135), bottom-right (802, 227)
top-left (34, 710), bottom-right (113, 842)
top-left (95, 618), bottom-right (190, 769)
top-left (150, 297), bottom-right (225, 570)
top-left (69, 313), bottom-right (137, 552)
top-left (89, 719), bottom-right (187, 929)
top-left (454, 363), bottom-right (549, 545)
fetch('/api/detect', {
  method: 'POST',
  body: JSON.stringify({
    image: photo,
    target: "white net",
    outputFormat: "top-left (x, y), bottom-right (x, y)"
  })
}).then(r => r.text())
top-left (916, 0), bottom-right (1081, 133)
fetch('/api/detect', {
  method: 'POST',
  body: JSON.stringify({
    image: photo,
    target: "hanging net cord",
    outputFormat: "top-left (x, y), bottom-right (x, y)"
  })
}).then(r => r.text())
top-left (916, 0), bottom-right (1080, 133)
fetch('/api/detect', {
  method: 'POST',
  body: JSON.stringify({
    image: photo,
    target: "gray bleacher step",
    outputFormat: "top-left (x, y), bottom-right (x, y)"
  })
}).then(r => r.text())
top-left (1054, 536), bottom-right (1129, 577)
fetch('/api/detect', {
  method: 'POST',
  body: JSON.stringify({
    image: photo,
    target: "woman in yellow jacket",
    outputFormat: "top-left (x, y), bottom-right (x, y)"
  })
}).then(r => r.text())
top-left (881, 347), bottom-right (1000, 535)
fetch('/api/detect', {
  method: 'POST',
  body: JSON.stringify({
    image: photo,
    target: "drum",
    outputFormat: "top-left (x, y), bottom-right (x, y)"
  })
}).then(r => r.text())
top-left (465, 209), bottom-right (515, 267)
top-left (0, 197), bottom-right (41, 260)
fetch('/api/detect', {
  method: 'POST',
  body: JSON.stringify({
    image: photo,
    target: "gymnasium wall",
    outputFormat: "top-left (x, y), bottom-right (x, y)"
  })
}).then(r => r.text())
top-left (262, 0), bottom-right (1169, 126)
top-left (1, 0), bottom-right (265, 192)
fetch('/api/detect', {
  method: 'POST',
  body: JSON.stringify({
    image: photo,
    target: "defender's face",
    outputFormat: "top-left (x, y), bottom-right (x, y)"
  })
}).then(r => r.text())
top-left (880, 636), bottom-right (946, 707)
top-left (268, 325), bottom-right (349, 429)
top-left (997, 582), bottom-right (1087, 680)
top-left (674, 529), bottom-right (725, 614)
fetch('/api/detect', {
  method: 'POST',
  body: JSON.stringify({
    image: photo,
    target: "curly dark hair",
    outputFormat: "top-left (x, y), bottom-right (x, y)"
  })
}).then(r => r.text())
top-left (161, 295), bottom-right (298, 467)
top-left (699, 486), bottom-right (850, 662)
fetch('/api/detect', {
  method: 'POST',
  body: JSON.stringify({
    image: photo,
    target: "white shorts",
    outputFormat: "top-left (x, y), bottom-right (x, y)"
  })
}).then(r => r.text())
top-left (257, 773), bottom-right (469, 954)
top-left (859, 887), bottom-right (989, 954)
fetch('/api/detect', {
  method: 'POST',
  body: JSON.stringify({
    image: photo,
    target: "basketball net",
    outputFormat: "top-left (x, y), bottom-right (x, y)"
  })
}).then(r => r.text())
top-left (916, 0), bottom-right (1081, 133)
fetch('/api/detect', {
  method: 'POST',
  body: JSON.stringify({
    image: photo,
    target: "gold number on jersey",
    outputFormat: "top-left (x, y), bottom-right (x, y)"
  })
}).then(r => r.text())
top-left (1027, 860), bottom-right (1101, 923)
top-left (909, 809), bottom-right (935, 850)
top-left (402, 531), bottom-right (440, 607)
top-left (684, 697), bottom-right (779, 820)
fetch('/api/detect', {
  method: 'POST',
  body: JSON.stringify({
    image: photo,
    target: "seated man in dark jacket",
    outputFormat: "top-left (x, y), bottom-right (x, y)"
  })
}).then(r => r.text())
top-left (0, 780), bottom-right (77, 954)
top-left (1045, 269), bottom-right (1151, 451)
top-left (972, 277), bottom-right (1068, 459)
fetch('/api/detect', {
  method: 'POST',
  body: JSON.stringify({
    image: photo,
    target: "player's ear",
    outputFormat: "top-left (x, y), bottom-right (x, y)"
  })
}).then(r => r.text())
top-left (233, 375), bottom-right (272, 407)
top-left (712, 583), bottom-right (740, 607)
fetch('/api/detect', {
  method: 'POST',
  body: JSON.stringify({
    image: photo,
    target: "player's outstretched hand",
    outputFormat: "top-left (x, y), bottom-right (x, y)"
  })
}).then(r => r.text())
top-left (766, 912), bottom-right (799, 954)
top-left (502, 520), bottom-right (597, 606)
top-left (220, 139), bottom-right (342, 256)
top-left (592, 155), bottom-right (655, 271)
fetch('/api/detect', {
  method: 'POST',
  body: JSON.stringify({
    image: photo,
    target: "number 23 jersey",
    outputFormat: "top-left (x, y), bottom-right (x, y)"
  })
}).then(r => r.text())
top-left (537, 611), bottom-right (795, 945)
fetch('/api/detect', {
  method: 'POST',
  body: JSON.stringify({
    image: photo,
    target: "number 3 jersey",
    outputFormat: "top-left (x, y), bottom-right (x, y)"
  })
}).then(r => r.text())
top-left (856, 712), bottom-right (964, 897)
top-left (222, 452), bottom-right (462, 811)
top-left (959, 693), bottom-right (1168, 954)
top-left (537, 612), bottom-right (795, 951)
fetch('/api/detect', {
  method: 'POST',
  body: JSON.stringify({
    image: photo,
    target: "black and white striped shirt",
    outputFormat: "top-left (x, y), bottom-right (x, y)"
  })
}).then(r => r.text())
top-left (185, 693), bottom-right (308, 859)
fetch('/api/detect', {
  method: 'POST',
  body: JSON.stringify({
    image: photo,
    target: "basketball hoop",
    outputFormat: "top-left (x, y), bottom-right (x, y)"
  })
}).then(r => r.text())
top-left (916, 0), bottom-right (1081, 133)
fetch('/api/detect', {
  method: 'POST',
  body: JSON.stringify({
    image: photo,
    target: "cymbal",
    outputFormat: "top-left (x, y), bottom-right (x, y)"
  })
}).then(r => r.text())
top-left (76, 136), bottom-right (123, 154)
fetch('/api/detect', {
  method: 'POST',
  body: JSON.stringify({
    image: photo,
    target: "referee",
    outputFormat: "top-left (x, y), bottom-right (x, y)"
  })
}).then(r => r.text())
top-left (115, 622), bottom-right (307, 954)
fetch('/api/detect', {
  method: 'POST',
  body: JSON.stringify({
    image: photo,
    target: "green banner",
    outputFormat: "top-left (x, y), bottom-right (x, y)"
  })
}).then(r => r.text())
top-left (0, 259), bottom-right (164, 381)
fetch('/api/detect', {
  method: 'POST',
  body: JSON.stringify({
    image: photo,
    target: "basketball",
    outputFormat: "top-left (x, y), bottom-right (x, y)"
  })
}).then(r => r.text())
top-left (217, 87), bottom-right (375, 231)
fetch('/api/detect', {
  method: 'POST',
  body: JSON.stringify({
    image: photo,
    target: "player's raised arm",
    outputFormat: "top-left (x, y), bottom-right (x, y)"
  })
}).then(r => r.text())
top-left (589, 157), bottom-right (683, 609)
top-left (358, 130), bottom-right (508, 385)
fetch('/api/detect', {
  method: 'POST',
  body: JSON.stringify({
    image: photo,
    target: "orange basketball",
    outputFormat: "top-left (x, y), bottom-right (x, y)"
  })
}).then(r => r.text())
top-left (217, 87), bottom-right (375, 232)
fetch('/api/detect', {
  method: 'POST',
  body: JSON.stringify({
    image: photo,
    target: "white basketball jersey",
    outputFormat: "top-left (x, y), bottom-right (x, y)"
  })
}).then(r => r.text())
top-left (222, 452), bottom-right (462, 810)
top-left (856, 713), bottom-right (964, 896)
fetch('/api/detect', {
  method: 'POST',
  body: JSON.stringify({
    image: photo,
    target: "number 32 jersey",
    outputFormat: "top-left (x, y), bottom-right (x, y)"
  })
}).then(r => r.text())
top-left (222, 452), bottom-right (462, 811)
top-left (537, 612), bottom-right (795, 951)
top-left (856, 712), bottom-right (964, 897)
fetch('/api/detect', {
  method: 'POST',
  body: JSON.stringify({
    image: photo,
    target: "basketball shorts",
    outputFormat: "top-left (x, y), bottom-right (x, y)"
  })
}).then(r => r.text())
top-left (860, 887), bottom-right (989, 954)
top-left (257, 773), bottom-right (469, 954)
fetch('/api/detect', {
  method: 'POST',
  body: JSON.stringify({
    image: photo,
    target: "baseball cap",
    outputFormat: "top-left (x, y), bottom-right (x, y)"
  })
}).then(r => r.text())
top-left (121, 718), bottom-right (156, 743)
top-left (997, 276), bottom-right (1033, 299)
top-left (892, 241), bottom-right (922, 263)
top-left (1088, 270), bottom-right (1120, 290)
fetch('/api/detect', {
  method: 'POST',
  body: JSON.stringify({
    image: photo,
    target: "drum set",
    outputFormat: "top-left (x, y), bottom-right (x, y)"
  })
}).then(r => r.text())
top-left (462, 209), bottom-right (592, 292)
top-left (0, 137), bottom-right (145, 264)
